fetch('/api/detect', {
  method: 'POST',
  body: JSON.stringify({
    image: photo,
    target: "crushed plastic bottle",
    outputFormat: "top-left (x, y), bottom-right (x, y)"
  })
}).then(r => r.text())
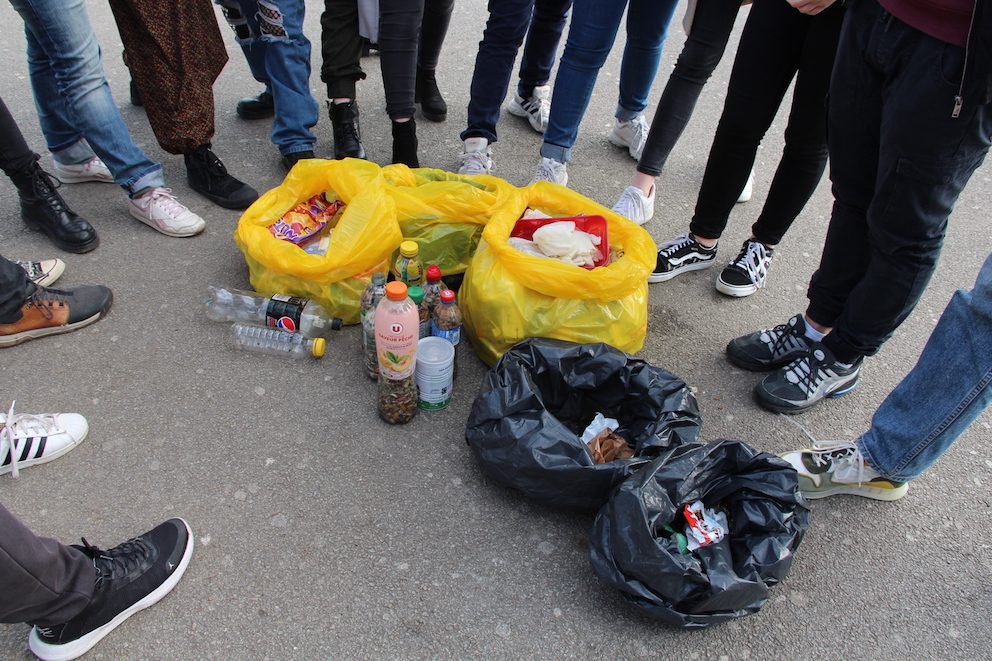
top-left (232, 323), bottom-right (326, 359)
top-left (206, 286), bottom-right (342, 338)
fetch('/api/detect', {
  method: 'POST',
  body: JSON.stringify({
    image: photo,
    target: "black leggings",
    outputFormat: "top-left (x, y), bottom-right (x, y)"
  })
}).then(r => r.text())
top-left (689, 0), bottom-right (844, 246)
top-left (320, 0), bottom-right (452, 119)
top-left (637, 0), bottom-right (741, 177)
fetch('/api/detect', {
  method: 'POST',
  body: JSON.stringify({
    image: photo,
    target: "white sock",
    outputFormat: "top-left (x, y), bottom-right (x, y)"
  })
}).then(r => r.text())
top-left (803, 319), bottom-right (826, 343)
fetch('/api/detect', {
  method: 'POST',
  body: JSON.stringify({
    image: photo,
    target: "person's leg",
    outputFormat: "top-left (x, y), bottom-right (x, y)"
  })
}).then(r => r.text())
top-left (380, 0), bottom-right (425, 166)
top-left (540, 0), bottom-right (628, 163)
top-left (10, 0), bottom-right (164, 196)
top-left (614, 0), bottom-right (678, 120)
top-left (0, 256), bottom-right (31, 324)
top-left (749, 1), bottom-right (843, 247)
top-left (462, 0), bottom-right (537, 144)
top-left (319, 0), bottom-right (367, 159)
top-left (688, 0), bottom-right (808, 243)
top-left (819, 6), bottom-right (992, 363)
top-left (636, 0), bottom-right (740, 178)
top-left (515, 0), bottom-right (571, 99)
top-left (858, 254), bottom-right (992, 482)
top-left (0, 96), bottom-right (38, 176)
top-left (0, 504), bottom-right (93, 625)
top-left (418, 0), bottom-right (453, 71)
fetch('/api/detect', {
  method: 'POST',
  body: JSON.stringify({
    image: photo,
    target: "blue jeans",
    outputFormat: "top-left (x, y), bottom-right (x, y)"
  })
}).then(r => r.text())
top-left (218, 0), bottom-right (318, 155)
top-left (858, 254), bottom-right (992, 482)
top-left (462, 0), bottom-right (572, 144)
top-left (9, 0), bottom-right (163, 196)
top-left (541, 0), bottom-right (678, 162)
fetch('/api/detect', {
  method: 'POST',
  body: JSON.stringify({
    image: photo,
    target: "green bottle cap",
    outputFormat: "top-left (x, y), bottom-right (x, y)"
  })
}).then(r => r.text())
top-left (408, 285), bottom-right (425, 304)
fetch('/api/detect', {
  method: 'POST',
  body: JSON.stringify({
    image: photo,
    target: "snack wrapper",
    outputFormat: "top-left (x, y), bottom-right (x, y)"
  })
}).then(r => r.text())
top-left (683, 500), bottom-right (728, 551)
top-left (269, 193), bottom-right (344, 244)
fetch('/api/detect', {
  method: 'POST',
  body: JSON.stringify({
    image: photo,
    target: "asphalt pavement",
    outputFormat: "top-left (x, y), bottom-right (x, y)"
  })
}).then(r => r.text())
top-left (1, 1), bottom-right (991, 660)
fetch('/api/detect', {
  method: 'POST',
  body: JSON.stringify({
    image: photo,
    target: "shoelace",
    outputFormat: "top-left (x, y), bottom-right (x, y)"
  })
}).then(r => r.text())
top-left (657, 233), bottom-right (695, 258)
top-left (14, 260), bottom-right (43, 281)
top-left (1, 401), bottom-right (62, 478)
top-left (783, 347), bottom-right (831, 397)
top-left (25, 284), bottom-right (69, 321)
top-left (731, 240), bottom-right (771, 289)
top-left (33, 169), bottom-right (69, 215)
top-left (535, 159), bottom-right (563, 182)
top-left (615, 187), bottom-right (647, 218)
top-left (759, 317), bottom-right (805, 358)
top-left (139, 188), bottom-right (186, 219)
top-left (778, 417), bottom-right (875, 487)
top-left (459, 149), bottom-right (490, 173)
top-left (79, 536), bottom-right (152, 585)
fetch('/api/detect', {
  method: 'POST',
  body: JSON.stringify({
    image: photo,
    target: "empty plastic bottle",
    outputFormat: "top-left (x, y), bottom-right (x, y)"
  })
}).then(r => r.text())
top-left (206, 286), bottom-right (342, 338)
top-left (232, 323), bottom-right (326, 359)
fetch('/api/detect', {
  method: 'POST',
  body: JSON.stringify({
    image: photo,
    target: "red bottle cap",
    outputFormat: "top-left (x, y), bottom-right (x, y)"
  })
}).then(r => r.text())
top-left (426, 265), bottom-right (442, 282)
top-left (440, 290), bottom-right (456, 304)
top-left (385, 281), bottom-right (408, 301)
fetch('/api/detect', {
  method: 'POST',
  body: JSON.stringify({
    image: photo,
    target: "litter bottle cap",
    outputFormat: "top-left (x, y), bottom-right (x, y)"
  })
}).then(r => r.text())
top-left (311, 338), bottom-right (327, 358)
top-left (385, 281), bottom-right (409, 301)
top-left (400, 241), bottom-right (419, 258)
top-left (408, 285), bottom-right (425, 304)
top-left (426, 265), bottom-right (442, 282)
top-left (440, 290), bottom-right (456, 304)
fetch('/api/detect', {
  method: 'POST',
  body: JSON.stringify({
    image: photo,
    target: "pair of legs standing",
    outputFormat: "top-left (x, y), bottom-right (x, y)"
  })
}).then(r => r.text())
top-left (646, 0), bottom-right (843, 299)
top-left (8, 0), bottom-right (206, 240)
top-left (320, 0), bottom-right (454, 168)
top-left (457, 0), bottom-right (572, 176)
top-left (532, 0), bottom-right (679, 187)
top-left (727, 0), bottom-right (991, 414)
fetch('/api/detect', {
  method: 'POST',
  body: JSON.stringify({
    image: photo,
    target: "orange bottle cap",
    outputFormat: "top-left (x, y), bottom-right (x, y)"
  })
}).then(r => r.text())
top-left (385, 281), bottom-right (408, 301)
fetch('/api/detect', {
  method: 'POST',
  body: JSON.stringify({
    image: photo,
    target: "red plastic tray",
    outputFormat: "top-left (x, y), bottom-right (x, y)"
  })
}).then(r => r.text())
top-left (510, 215), bottom-right (609, 269)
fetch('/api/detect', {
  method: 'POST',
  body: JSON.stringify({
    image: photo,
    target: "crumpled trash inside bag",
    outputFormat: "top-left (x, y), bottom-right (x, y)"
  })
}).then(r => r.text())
top-left (465, 338), bottom-right (701, 511)
top-left (581, 413), bottom-right (620, 442)
top-left (589, 440), bottom-right (810, 628)
top-left (531, 221), bottom-right (602, 267)
top-left (683, 500), bottom-right (728, 551)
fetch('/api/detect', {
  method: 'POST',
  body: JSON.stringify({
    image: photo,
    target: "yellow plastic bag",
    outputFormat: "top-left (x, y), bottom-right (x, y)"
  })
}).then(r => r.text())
top-left (460, 181), bottom-right (657, 365)
top-left (382, 165), bottom-right (516, 275)
top-left (235, 158), bottom-right (402, 325)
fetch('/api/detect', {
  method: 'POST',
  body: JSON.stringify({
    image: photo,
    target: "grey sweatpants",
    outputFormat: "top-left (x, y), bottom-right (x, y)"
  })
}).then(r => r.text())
top-left (0, 504), bottom-right (93, 626)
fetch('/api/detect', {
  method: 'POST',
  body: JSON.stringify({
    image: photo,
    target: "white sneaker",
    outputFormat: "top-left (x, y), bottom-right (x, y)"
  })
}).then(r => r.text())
top-left (530, 157), bottom-right (568, 186)
top-left (507, 84), bottom-right (551, 134)
top-left (612, 185), bottom-right (655, 225)
top-left (15, 258), bottom-right (66, 287)
top-left (737, 169), bottom-right (755, 203)
top-left (1, 402), bottom-right (88, 478)
top-left (54, 156), bottom-right (114, 184)
top-left (129, 188), bottom-right (206, 237)
top-left (608, 114), bottom-right (649, 161)
top-left (458, 137), bottom-right (493, 175)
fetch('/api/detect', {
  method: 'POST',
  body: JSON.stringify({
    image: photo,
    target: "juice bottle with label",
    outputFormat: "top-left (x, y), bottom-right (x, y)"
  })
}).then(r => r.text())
top-left (374, 281), bottom-right (420, 424)
top-left (392, 240), bottom-right (423, 287)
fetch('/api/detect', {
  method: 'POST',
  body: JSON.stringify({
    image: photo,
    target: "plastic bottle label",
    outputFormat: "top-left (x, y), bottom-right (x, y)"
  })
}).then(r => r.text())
top-left (266, 295), bottom-right (306, 332)
top-left (431, 321), bottom-right (461, 346)
top-left (376, 321), bottom-right (417, 379)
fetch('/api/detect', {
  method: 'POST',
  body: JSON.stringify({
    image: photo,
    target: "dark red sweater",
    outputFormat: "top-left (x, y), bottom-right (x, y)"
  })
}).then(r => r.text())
top-left (880, 0), bottom-right (975, 47)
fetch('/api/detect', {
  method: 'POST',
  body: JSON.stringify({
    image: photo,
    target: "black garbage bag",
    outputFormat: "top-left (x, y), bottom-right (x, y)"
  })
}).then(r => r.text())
top-left (465, 338), bottom-right (701, 511)
top-left (589, 440), bottom-right (810, 628)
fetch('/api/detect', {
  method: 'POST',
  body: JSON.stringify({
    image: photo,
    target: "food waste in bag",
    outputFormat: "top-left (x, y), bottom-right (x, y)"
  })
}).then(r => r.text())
top-left (509, 213), bottom-right (611, 268)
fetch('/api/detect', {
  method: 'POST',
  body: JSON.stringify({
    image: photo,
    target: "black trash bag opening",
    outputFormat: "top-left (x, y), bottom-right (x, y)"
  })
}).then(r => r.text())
top-left (589, 440), bottom-right (810, 628)
top-left (465, 338), bottom-right (701, 511)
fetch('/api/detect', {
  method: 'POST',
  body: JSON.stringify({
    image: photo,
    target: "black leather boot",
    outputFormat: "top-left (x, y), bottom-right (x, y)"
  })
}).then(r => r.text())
top-left (184, 145), bottom-right (259, 210)
top-left (236, 90), bottom-right (275, 120)
top-left (391, 118), bottom-right (419, 168)
top-left (415, 67), bottom-right (447, 122)
top-left (13, 163), bottom-right (99, 253)
top-left (329, 100), bottom-right (366, 160)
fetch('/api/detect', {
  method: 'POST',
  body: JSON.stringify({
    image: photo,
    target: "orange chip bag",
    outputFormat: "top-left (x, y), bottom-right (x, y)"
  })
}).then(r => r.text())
top-left (269, 193), bottom-right (344, 244)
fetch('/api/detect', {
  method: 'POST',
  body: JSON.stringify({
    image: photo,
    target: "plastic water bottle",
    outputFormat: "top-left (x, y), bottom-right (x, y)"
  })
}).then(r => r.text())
top-left (206, 287), bottom-right (342, 338)
top-left (232, 323), bottom-right (326, 359)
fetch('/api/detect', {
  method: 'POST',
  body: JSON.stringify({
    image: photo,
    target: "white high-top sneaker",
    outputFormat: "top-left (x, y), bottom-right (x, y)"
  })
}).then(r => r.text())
top-left (608, 114), bottom-right (649, 161)
top-left (1, 402), bottom-right (88, 477)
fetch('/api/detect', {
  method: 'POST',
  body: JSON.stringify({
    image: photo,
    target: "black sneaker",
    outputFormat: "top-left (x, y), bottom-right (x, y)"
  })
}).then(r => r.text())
top-left (649, 233), bottom-right (717, 283)
top-left (755, 343), bottom-right (862, 414)
top-left (184, 145), bottom-right (259, 210)
top-left (726, 313), bottom-right (812, 371)
top-left (28, 519), bottom-right (193, 661)
top-left (716, 238), bottom-right (773, 297)
top-left (281, 150), bottom-right (316, 173)
top-left (236, 90), bottom-right (275, 120)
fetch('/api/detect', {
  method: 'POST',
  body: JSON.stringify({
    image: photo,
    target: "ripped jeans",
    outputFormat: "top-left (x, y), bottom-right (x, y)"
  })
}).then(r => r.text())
top-left (217, 0), bottom-right (318, 155)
